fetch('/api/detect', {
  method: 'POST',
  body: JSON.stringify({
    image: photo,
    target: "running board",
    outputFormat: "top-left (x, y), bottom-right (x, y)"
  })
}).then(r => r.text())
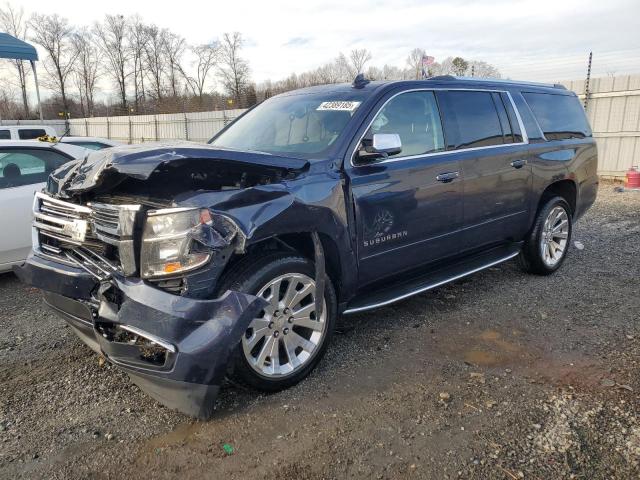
top-left (343, 244), bottom-right (521, 314)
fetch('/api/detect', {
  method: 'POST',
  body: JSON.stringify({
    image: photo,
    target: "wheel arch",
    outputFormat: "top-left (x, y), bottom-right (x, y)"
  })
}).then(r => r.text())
top-left (539, 179), bottom-right (577, 216)
top-left (220, 231), bottom-right (349, 303)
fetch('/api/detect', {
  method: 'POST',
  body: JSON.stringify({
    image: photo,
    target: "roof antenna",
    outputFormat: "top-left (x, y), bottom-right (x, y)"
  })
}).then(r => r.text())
top-left (352, 73), bottom-right (370, 89)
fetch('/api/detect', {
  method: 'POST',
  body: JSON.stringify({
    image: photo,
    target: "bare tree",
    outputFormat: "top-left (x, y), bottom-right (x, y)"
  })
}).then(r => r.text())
top-left (72, 28), bottom-right (100, 116)
top-left (349, 48), bottom-right (372, 75)
top-left (467, 60), bottom-right (500, 78)
top-left (142, 24), bottom-right (166, 101)
top-left (29, 13), bottom-right (78, 114)
top-left (127, 16), bottom-right (148, 111)
top-left (94, 14), bottom-right (130, 110)
top-left (164, 31), bottom-right (185, 97)
top-left (218, 32), bottom-right (250, 106)
top-left (406, 48), bottom-right (426, 79)
top-left (0, 3), bottom-right (30, 117)
top-left (182, 42), bottom-right (220, 100)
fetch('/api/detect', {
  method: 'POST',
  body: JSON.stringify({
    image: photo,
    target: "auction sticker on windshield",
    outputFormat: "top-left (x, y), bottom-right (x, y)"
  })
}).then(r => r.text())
top-left (317, 101), bottom-right (361, 111)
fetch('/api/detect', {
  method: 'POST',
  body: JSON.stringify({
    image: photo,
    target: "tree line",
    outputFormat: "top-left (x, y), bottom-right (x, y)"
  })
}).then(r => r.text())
top-left (0, 3), bottom-right (501, 120)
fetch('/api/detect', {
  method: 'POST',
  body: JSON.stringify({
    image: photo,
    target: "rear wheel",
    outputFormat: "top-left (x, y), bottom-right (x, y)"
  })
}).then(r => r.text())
top-left (518, 196), bottom-right (573, 275)
top-left (220, 253), bottom-right (336, 391)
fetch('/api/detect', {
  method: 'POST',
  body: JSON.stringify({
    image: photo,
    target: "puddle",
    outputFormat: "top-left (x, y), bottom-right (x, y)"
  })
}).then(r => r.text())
top-left (442, 328), bottom-right (533, 368)
top-left (145, 421), bottom-right (202, 450)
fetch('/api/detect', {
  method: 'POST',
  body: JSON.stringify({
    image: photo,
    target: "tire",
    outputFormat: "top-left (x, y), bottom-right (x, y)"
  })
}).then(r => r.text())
top-left (218, 253), bottom-right (337, 392)
top-left (518, 195), bottom-right (573, 275)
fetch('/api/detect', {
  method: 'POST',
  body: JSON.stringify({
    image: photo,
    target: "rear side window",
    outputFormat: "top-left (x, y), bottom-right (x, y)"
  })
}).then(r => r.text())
top-left (500, 93), bottom-right (523, 143)
top-left (18, 128), bottom-right (47, 140)
top-left (522, 93), bottom-right (592, 140)
top-left (0, 130), bottom-right (10, 140)
top-left (437, 91), bottom-right (506, 150)
top-left (0, 148), bottom-right (69, 189)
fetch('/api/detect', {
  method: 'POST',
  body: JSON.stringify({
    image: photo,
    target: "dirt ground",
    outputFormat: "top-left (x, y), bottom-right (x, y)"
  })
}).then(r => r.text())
top-left (1, 184), bottom-right (639, 479)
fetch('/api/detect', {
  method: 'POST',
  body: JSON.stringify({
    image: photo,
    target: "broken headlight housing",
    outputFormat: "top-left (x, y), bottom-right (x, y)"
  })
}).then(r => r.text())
top-left (141, 208), bottom-right (215, 279)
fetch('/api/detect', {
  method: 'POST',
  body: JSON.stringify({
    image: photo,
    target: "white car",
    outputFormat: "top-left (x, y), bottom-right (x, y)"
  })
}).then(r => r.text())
top-left (0, 125), bottom-right (58, 140)
top-left (0, 141), bottom-right (90, 273)
top-left (57, 136), bottom-right (123, 150)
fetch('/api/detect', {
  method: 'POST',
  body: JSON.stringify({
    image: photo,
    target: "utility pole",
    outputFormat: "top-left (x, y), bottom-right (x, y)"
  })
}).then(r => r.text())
top-left (471, 65), bottom-right (475, 77)
top-left (583, 51), bottom-right (592, 109)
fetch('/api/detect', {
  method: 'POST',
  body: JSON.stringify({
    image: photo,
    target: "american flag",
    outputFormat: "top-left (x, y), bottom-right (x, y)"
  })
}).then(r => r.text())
top-left (421, 55), bottom-right (435, 78)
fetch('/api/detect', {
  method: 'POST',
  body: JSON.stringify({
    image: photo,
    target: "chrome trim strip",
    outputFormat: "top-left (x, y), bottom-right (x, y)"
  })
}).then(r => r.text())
top-left (35, 191), bottom-right (92, 214)
top-left (118, 325), bottom-right (177, 353)
top-left (349, 88), bottom-right (529, 167)
top-left (342, 250), bottom-right (520, 314)
top-left (147, 206), bottom-right (197, 216)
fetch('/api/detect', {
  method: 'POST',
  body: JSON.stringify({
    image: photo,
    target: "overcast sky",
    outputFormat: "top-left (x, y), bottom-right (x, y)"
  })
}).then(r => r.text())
top-left (5, 0), bottom-right (640, 96)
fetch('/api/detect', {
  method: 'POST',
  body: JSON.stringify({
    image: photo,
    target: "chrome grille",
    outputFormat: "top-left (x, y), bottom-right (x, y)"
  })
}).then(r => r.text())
top-left (89, 202), bottom-right (140, 275)
top-left (33, 192), bottom-right (141, 276)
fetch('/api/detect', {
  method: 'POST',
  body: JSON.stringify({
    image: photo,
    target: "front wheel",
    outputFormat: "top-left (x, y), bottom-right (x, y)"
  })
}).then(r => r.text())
top-left (518, 196), bottom-right (573, 275)
top-left (220, 253), bottom-right (337, 392)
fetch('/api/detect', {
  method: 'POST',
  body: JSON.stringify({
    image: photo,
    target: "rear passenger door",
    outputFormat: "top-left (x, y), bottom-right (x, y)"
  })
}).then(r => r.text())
top-left (437, 90), bottom-right (532, 250)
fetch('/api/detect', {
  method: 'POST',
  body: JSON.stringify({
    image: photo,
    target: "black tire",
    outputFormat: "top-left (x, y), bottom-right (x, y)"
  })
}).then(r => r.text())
top-left (518, 195), bottom-right (573, 275)
top-left (218, 252), bottom-right (337, 392)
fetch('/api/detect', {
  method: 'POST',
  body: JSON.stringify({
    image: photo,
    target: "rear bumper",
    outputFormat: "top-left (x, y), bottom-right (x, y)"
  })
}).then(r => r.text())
top-left (14, 254), bottom-right (266, 419)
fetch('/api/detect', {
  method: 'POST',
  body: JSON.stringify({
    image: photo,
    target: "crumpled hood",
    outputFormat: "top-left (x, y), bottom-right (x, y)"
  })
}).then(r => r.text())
top-left (49, 141), bottom-right (310, 197)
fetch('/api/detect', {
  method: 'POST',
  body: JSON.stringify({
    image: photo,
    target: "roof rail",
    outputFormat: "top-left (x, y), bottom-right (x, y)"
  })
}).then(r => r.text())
top-left (426, 75), bottom-right (566, 89)
top-left (427, 75), bottom-right (456, 81)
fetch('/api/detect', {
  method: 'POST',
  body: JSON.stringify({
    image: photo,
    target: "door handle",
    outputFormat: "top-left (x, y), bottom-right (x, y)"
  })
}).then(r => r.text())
top-left (436, 171), bottom-right (459, 183)
top-left (510, 159), bottom-right (527, 169)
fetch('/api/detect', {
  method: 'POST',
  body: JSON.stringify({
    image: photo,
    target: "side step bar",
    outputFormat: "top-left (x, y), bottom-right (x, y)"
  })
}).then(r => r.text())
top-left (343, 245), bottom-right (521, 314)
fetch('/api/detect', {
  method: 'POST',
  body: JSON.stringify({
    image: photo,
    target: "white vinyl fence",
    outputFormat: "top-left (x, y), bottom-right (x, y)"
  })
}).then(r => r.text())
top-left (562, 74), bottom-right (640, 177)
top-left (0, 108), bottom-right (247, 143)
top-left (2, 74), bottom-right (640, 177)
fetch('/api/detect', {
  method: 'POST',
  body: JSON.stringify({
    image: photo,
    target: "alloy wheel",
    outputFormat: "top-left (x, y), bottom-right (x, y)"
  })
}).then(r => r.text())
top-left (540, 205), bottom-right (570, 267)
top-left (242, 273), bottom-right (327, 378)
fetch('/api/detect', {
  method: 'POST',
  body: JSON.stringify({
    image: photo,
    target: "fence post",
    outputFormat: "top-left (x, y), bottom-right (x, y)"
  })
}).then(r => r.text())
top-left (128, 116), bottom-right (133, 144)
top-left (106, 118), bottom-right (110, 139)
top-left (583, 51), bottom-right (593, 109)
top-left (184, 113), bottom-right (189, 141)
top-left (154, 115), bottom-right (159, 141)
top-left (85, 119), bottom-right (89, 137)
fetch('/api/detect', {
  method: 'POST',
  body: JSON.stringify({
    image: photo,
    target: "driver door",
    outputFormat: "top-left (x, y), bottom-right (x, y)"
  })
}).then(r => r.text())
top-left (346, 90), bottom-right (464, 286)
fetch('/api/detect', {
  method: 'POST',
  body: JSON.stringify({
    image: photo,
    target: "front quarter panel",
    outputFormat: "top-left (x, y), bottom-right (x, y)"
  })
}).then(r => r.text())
top-left (173, 163), bottom-right (358, 295)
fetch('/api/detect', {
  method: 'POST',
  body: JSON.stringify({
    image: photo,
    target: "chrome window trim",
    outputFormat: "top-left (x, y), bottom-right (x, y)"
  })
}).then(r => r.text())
top-left (349, 88), bottom-right (529, 167)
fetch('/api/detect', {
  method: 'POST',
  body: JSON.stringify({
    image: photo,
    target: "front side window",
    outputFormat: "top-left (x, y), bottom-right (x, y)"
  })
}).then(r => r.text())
top-left (367, 91), bottom-right (445, 159)
top-left (522, 92), bottom-right (592, 140)
top-left (0, 148), bottom-right (69, 189)
top-left (210, 92), bottom-right (366, 158)
top-left (0, 130), bottom-right (10, 140)
top-left (17, 129), bottom-right (47, 140)
top-left (437, 91), bottom-right (505, 150)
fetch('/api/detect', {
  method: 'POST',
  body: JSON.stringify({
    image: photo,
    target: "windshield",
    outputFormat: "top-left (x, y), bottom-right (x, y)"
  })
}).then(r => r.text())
top-left (210, 91), bottom-right (366, 158)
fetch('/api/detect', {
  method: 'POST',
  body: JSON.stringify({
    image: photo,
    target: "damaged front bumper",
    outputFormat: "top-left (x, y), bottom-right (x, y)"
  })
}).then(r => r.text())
top-left (14, 254), bottom-right (266, 419)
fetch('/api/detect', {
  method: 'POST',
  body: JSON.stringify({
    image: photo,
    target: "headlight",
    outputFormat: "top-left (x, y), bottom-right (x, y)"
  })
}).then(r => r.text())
top-left (141, 208), bottom-right (214, 279)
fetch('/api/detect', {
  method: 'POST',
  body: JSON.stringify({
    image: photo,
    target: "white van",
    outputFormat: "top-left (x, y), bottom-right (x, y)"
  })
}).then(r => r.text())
top-left (0, 125), bottom-right (58, 141)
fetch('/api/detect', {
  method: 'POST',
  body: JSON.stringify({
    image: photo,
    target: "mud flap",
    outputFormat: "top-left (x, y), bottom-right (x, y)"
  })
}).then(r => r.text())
top-left (311, 232), bottom-right (325, 318)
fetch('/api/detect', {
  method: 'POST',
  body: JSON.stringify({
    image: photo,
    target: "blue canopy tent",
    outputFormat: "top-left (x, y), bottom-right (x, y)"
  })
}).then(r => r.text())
top-left (0, 32), bottom-right (43, 122)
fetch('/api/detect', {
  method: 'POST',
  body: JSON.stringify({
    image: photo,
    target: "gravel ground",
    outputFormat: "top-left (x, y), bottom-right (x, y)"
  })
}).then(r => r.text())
top-left (1, 184), bottom-right (639, 479)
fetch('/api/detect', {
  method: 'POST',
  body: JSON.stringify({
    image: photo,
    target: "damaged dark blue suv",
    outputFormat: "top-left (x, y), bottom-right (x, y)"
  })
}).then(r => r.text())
top-left (16, 76), bottom-right (598, 418)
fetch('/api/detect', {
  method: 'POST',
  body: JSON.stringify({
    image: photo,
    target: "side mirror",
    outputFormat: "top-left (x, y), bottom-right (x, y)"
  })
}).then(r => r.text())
top-left (357, 133), bottom-right (402, 161)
